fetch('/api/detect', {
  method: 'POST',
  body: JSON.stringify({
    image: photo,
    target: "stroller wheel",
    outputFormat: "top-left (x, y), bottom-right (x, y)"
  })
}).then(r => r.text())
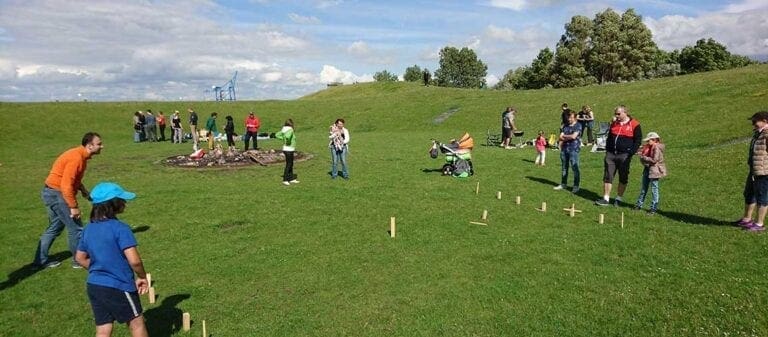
top-left (442, 164), bottom-right (453, 176)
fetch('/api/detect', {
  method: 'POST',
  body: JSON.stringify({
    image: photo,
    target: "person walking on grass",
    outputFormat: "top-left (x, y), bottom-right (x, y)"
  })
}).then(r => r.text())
top-left (33, 132), bottom-right (103, 269)
top-left (276, 119), bottom-right (299, 186)
top-left (329, 118), bottom-right (350, 179)
top-left (634, 132), bottom-right (667, 215)
top-left (735, 111), bottom-right (768, 231)
top-left (595, 105), bottom-right (642, 206)
top-left (554, 111), bottom-right (582, 193)
top-left (534, 130), bottom-right (547, 166)
top-left (75, 182), bottom-right (149, 337)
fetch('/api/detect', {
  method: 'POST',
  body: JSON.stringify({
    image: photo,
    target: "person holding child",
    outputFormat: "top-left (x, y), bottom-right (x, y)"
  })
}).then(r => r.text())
top-left (554, 111), bottom-right (582, 193)
top-left (735, 111), bottom-right (768, 231)
top-left (634, 132), bottom-right (667, 215)
top-left (75, 182), bottom-right (149, 337)
top-left (329, 118), bottom-right (350, 179)
top-left (534, 131), bottom-right (547, 166)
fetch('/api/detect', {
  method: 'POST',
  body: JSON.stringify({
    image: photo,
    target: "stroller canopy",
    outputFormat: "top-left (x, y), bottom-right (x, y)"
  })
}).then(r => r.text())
top-left (456, 132), bottom-right (474, 150)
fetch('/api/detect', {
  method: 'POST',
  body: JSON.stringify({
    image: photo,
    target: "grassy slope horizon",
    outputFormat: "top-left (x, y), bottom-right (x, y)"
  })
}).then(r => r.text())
top-left (1, 65), bottom-right (767, 336)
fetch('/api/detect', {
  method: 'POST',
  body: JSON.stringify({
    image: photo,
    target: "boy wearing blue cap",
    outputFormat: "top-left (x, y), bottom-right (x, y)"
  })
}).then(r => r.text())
top-left (75, 182), bottom-right (149, 337)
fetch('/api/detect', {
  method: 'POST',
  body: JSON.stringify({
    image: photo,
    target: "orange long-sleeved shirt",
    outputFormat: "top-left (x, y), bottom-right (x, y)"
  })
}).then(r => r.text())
top-left (44, 146), bottom-right (92, 208)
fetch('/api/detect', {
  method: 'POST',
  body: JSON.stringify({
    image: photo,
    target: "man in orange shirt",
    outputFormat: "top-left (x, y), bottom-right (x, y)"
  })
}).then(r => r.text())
top-left (33, 132), bottom-right (103, 269)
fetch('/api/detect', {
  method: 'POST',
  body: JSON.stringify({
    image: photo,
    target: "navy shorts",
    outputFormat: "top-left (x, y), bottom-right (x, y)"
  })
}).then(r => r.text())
top-left (87, 283), bottom-right (143, 325)
top-left (743, 174), bottom-right (768, 206)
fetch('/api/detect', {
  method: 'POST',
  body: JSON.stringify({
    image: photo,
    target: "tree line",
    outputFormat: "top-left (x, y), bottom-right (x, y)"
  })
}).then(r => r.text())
top-left (372, 8), bottom-right (756, 91)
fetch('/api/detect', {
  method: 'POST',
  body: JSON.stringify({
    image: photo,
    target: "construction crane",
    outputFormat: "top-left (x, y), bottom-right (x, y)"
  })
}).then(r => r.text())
top-left (211, 71), bottom-right (238, 101)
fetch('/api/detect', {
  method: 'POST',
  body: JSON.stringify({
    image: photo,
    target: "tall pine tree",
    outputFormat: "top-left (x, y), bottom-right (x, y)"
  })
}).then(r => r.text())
top-left (589, 8), bottom-right (623, 83)
top-left (551, 15), bottom-right (596, 88)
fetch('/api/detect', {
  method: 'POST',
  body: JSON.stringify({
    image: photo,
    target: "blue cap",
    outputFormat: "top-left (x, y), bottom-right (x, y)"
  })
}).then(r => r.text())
top-left (91, 182), bottom-right (136, 204)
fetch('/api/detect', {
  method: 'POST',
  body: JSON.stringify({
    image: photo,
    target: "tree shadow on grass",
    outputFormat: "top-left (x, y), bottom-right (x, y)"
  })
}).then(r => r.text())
top-left (0, 251), bottom-right (72, 292)
top-left (144, 293), bottom-right (191, 337)
top-left (655, 210), bottom-right (731, 226)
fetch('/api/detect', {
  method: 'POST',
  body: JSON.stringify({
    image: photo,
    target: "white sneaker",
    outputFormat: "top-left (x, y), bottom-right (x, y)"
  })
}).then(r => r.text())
top-left (282, 181), bottom-right (290, 186)
top-left (289, 179), bottom-right (300, 184)
top-left (553, 185), bottom-right (565, 190)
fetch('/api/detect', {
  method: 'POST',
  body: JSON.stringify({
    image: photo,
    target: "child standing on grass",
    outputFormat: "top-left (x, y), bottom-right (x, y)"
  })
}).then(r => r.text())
top-left (75, 182), bottom-right (149, 337)
top-left (634, 132), bottom-right (667, 215)
top-left (534, 130), bottom-right (547, 166)
top-left (735, 111), bottom-right (768, 231)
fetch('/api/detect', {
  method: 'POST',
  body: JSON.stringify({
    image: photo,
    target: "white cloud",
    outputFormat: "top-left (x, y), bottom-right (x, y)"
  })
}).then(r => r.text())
top-left (261, 72), bottom-right (283, 82)
top-left (319, 65), bottom-right (372, 84)
top-left (288, 13), bottom-right (321, 25)
top-left (316, 0), bottom-right (343, 9)
top-left (722, 0), bottom-right (768, 13)
top-left (488, 0), bottom-right (527, 11)
top-left (485, 74), bottom-right (500, 87)
top-left (347, 41), bottom-right (371, 56)
top-left (645, 8), bottom-right (768, 57)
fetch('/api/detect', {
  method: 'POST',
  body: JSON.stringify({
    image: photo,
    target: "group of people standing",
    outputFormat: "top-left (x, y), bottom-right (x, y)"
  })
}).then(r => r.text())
top-left (551, 104), bottom-right (667, 215)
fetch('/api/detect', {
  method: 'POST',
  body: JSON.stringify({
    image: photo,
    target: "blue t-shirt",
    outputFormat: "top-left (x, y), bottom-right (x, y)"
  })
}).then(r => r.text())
top-left (561, 123), bottom-right (582, 152)
top-left (77, 219), bottom-right (138, 292)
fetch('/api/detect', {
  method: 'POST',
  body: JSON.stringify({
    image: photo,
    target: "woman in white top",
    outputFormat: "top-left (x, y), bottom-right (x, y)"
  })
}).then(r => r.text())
top-left (329, 118), bottom-right (350, 179)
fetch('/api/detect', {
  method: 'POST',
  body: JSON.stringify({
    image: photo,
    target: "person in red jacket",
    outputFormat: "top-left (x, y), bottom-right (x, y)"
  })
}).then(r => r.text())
top-left (596, 105), bottom-right (642, 206)
top-left (243, 111), bottom-right (261, 151)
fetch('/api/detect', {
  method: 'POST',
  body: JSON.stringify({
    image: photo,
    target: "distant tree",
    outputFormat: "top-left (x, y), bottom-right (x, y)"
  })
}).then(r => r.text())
top-left (494, 66), bottom-right (527, 90)
top-left (373, 70), bottom-right (398, 82)
top-left (589, 8), bottom-right (623, 83)
top-left (648, 49), bottom-right (681, 78)
top-left (434, 46), bottom-right (488, 88)
top-left (618, 9), bottom-right (658, 80)
top-left (518, 48), bottom-right (554, 89)
top-left (679, 38), bottom-right (755, 73)
top-left (551, 15), bottom-right (596, 88)
top-left (403, 65), bottom-right (423, 82)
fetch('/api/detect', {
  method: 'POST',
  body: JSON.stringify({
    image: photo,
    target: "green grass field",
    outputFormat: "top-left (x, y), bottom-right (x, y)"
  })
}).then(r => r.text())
top-left (1, 65), bottom-right (767, 337)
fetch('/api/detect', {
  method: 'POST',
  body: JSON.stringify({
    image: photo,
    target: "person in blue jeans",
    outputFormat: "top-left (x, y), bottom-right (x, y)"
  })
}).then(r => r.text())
top-left (554, 111), bottom-right (582, 193)
top-left (634, 132), bottom-right (667, 215)
top-left (75, 182), bottom-right (149, 337)
top-left (328, 118), bottom-right (350, 179)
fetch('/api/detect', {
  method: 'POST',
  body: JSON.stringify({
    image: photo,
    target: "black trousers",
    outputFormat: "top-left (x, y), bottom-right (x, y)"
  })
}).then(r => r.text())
top-left (283, 151), bottom-right (295, 181)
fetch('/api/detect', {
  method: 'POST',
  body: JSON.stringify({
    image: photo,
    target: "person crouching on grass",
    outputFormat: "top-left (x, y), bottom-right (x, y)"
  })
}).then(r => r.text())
top-left (75, 182), bottom-right (149, 337)
top-left (633, 132), bottom-right (667, 215)
top-left (735, 111), bottom-right (768, 232)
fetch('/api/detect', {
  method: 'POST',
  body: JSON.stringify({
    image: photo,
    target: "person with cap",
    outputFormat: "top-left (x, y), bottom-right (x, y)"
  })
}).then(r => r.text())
top-left (75, 182), bottom-right (149, 337)
top-left (634, 131), bottom-right (667, 215)
top-left (243, 111), bottom-right (261, 151)
top-left (33, 132), bottom-right (103, 269)
top-left (595, 105), bottom-right (642, 206)
top-left (735, 111), bottom-right (768, 231)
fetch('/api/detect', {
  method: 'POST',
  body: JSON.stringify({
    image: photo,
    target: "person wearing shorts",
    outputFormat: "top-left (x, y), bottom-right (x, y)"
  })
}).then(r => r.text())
top-left (500, 107), bottom-right (515, 149)
top-left (75, 182), bottom-right (149, 337)
top-left (735, 111), bottom-right (768, 232)
top-left (596, 105), bottom-right (642, 206)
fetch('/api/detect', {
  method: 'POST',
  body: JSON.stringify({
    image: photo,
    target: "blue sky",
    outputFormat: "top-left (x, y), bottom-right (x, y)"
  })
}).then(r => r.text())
top-left (0, 0), bottom-right (765, 101)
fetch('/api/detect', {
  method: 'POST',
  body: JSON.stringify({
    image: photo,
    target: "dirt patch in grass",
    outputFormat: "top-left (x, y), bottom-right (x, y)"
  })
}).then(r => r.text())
top-left (163, 148), bottom-right (313, 168)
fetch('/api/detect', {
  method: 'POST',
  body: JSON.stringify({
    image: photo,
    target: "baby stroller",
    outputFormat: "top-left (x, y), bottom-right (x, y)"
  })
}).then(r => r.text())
top-left (429, 132), bottom-right (475, 177)
top-left (591, 121), bottom-right (610, 152)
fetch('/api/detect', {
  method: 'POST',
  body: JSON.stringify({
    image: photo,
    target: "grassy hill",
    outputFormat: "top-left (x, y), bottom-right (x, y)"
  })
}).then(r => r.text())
top-left (1, 64), bottom-right (767, 336)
